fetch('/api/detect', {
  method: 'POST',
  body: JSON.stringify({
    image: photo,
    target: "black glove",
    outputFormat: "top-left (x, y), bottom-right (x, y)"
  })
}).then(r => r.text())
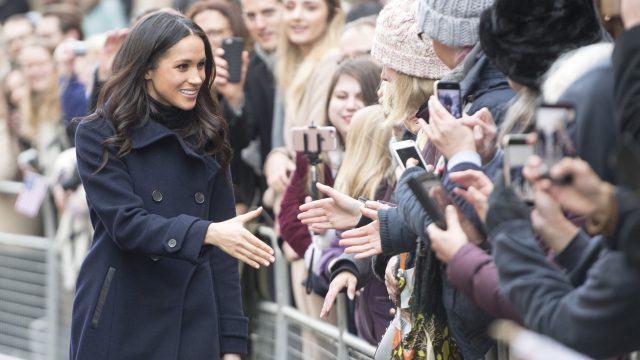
top-left (486, 169), bottom-right (531, 234)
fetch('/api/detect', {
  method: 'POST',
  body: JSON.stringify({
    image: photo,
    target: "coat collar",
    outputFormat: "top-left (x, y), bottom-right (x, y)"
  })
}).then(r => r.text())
top-left (129, 117), bottom-right (201, 160)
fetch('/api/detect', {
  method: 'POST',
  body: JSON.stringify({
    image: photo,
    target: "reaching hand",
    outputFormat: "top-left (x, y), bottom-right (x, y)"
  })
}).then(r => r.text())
top-left (427, 205), bottom-right (469, 263)
top-left (523, 156), bottom-right (610, 217)
top-left (298, 183), bottom-right (363, 231)
top-left (384, 255), bottom-right (399, 303)
top-left (340, 216), bottom-right (382, 259)
top-left (622, 0), bottom-right (640, 29)
top-left (205, 207), bottom-right (275, 269)
top-left (98, 28), bottom-right (129, 81)
top-left (460, 108), bottom-right (498, 164)
top-left (320, 271), bottom-right (358, 318)
top-left (422, 96), bottom-right (476, 160)
top-left (530, 189), bottom-right (578, 253)
top-left (449, 169), bottom-right (493, 223)
top-left (264, 150), bottom-right (295, 194)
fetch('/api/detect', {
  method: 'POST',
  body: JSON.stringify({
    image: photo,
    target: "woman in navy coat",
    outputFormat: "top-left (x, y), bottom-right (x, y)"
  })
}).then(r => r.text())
top-left (70, 12), bottom-right (274, 360)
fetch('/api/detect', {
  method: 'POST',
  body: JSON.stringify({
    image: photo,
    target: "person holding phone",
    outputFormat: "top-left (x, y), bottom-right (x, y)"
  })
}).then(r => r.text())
top-left (240, 0), bottom-right (283, 167)
top-left (262, 0), bottom-right (344, 202)
top-left (187, 1), bottom-right (258, 215)
top-left (316, 105), bottom-right (396, 345)
top-left (278, 59), bottom-right (380, 348)
top-left (70, 12), bottom-right (274, 359)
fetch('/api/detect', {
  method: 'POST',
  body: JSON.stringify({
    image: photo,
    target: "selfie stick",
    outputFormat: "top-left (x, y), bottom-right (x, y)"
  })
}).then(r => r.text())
top-left (303, 125), bottom-right (324, 201)
top-left (303, 125), bottom-right (324, 295)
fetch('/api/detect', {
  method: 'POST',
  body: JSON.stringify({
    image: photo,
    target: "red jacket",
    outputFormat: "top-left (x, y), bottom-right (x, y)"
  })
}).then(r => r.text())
top-left (279, 152), bottom-right (334, 258)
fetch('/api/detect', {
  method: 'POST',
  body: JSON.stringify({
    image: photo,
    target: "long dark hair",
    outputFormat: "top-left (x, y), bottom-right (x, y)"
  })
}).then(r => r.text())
top-left (89, 12), bottom-right (232, 172)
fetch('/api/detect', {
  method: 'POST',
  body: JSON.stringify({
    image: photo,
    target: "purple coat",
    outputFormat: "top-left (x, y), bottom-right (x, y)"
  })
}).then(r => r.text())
top-left (318, 233), bottom-right (393, 345)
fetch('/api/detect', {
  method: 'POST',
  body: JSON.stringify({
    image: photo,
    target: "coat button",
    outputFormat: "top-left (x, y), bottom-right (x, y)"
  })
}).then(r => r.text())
top-left (149, 256), bottom-right (160, 262)
top-left (167, 239), bottom-right (177, 248)
top-left (194, 192), bottom-right (205, 204)
top-left (152, 189), bottom-right (163, 202)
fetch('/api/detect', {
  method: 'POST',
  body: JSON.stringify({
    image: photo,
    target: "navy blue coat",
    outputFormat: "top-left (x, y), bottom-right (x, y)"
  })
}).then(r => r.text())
top-left (70, 115), bottom-right (248, 359)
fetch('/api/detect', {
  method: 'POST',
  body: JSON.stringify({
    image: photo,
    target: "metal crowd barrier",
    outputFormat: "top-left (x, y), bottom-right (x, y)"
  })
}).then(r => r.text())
top-left (0, 180), bottom-right (69, 360)
top-left (251, 226), bottom-right (377, 360)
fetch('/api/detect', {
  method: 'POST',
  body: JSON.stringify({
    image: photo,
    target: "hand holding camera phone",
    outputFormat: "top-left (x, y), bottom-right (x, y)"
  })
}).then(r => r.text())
top-left (502, 134), bottom-right (535, 204)
top-left (221, 37), bottom-right (244, 83)
top-left (434, 81), bottom-right (462, 119)
top-left (407, 172), bottom-right (447, 229)
top-left (291, 126), bottom-right (338, 153)
top-left (390, 140), bottom-right (428, 170)
top-left (534, 103), bottom-right (576, 184)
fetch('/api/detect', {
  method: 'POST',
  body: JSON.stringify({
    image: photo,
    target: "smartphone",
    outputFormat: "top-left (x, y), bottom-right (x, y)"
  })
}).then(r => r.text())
top-left (407, 172), bottom-right (447, 230)
top-left (415, 98), bottom-right (429, 123)
top-left (503, 134), bottom-right (535, 203)
top-left (534, 103), bottom-right (576, 176)
top-left (390, 140), bottom-right (428, 170)
top-left (291, 126), bottom-right (338, 153)
top-left (435, 81), bottom-right (462, 119)
top-left (69, 40), bottom-right (87, 56)
top-left (221, 37), bottom-right (244, 83)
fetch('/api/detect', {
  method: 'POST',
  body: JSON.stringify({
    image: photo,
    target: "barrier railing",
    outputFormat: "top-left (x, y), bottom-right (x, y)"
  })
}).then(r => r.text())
top-left (1, 180), bottom-right (377, 359)
top-left (253, 226), bottom-right (377, 360)
top-left (0, 180), bottom-right (68, 360)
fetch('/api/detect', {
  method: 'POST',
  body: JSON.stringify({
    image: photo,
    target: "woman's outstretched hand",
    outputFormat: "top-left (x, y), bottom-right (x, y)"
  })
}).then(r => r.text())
top-left (205, 207), bottom-right (275, 269)
top-left (298, 183), bottom-right (364, 231)
top-left (320, 271), bottom-right (358, 318)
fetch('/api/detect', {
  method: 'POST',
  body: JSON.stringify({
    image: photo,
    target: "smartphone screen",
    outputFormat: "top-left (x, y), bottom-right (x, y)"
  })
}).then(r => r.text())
top-left (407, 172), bottom-right (446, 229)
top-left (535, 104), bottom-right (576, 172)
top-left (503, 136), bottom-right (535, 203)
top-left (391, 140), bottom-right (426, 170)
top-left (437, 82), bottom-right (462, 119)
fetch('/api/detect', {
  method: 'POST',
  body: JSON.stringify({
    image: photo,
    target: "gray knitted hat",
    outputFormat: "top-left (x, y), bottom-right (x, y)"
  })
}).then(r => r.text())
top-left (417, 0), bottom-right (494, 48)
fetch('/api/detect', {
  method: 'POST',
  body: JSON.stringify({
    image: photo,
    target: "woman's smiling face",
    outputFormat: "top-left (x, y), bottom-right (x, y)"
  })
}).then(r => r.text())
top-left (282, 0), bottom-right (330, 52)
top-left (145, 34), bottom-right (207, 111)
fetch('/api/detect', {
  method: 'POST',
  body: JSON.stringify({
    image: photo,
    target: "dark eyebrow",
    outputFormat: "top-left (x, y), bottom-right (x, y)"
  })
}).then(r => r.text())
top-left (174, 57), bottom-right (207, 64)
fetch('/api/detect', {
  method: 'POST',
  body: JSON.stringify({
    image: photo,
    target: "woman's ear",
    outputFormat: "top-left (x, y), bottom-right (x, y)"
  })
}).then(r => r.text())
top-left (144, 69), bottom-right (153, 81)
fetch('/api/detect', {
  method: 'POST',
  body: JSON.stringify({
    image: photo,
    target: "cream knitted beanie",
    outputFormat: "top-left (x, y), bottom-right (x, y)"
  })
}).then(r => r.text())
top-left (371, 0), bottom-right (449, 79)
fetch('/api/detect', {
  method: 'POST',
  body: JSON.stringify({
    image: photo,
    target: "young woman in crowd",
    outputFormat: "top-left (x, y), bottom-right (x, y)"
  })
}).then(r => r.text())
top-left (186, 0), bottom-right (257, 214)
top-left (17, 42), bottom-right (70, 178)
top-left (70, 12), bottom-right (274, 359)
top-left (316, 104), bottom-right (396, 345)
top-left (262, 0), bottom-right (344, 208)
top-left (278, 58), bottom-right (380, 342)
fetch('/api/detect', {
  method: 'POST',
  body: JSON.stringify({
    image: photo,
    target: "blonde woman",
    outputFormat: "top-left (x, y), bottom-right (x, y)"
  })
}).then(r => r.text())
top-left (278, 57), bottom-right (380, 359)
top-left (18, 42), bottom-right (70, 178)
top-left (263, 0), bottom-right (344, 201)
top-left (318, 104), bottom-right (396, 345)
top-left (371, 0), bottom-right (449, 167)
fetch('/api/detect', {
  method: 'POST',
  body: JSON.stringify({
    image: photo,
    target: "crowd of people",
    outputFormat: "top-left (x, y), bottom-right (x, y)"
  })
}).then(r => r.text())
top-left (1, 0), bottom-right (639, 359)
